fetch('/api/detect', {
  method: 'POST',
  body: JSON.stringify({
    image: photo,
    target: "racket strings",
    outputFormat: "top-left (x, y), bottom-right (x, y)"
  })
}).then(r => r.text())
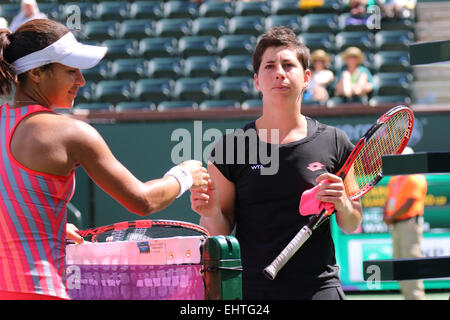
top-left (344, 110), bottom-right (411, 198)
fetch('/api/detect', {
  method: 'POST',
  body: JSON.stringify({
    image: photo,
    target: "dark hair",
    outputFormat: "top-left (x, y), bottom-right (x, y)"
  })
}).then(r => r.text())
top-left (0, 19), bottom-right (70, 96)
top-left (252, 26), bottom-right (310, 74)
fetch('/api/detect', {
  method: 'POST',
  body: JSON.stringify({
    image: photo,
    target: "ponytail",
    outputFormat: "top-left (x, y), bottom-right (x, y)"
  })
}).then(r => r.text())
top-left (0, 29), bottom-right (16, 97)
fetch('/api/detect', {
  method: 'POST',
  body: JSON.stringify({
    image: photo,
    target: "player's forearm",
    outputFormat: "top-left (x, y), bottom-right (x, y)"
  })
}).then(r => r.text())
top-left (200, 209), bottom-right (234, 236)
top-left (336, 199), bottom-right (362, 234)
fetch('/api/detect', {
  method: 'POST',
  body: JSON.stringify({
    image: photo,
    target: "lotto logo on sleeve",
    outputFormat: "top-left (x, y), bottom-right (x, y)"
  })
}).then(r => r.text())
top-left (306, 162), bottom-right (325, 172)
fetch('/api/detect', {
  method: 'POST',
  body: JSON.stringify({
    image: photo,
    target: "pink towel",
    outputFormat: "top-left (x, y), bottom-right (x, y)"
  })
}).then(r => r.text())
top-left (299, 184), bottom-right (335, 216)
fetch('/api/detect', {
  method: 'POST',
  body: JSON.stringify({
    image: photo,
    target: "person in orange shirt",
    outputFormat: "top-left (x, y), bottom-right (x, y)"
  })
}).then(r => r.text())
top-left (383, 146), bottom-right (427, 300)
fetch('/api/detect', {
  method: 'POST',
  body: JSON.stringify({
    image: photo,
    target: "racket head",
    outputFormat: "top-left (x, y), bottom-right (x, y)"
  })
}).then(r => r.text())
top-left (76, 219), bottom-right (210, 242)
top-left (337, 105), bottom-right (414, 200)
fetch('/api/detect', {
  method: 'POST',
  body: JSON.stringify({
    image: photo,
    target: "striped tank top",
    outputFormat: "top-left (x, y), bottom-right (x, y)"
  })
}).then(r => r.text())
top-left (0, 104), bottom-right (75, 299)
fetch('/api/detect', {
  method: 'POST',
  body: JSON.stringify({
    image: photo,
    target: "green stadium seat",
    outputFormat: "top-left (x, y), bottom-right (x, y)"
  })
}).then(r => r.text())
top-left (192, 17), bottom-right (229, 37)
top-left (235, 1), bottom-right (270, 16)
top-left (213, 76), bottom-right (253, 101)
top-left (74, 83), bottom-right (95, 104)
top-left (241, 99), bottom-right (263, 110)
top-left (173, 77), bottom-right (213, 102)
top-left (115, 101), bottom-right (156, 112)
top-left (308, 0), bottom-right (343, 13)
top-left (298, 33), bottom-right (336, 53)
top-left (147, 57), bottom-right (184, 79)
top-left (335, 31), bottom-right (375, 52)
top-left (134, 78), bottom-right (174, 103)
top-left (338, 13), bottom-right (371, 32)
top-left (372, 72), bottom-right (413, 96)
top-left (102, 39), bottom-right (138, 59)
top-left (369, 95), bottom-right (411, 107)
top-left (118, 19), bottom-right (154, 39)
top-left (183, 56), bottom-right (221, 78)
top-left (375, 30), bottom-right (414, 51)
top-left (228, 16), bottom-right (266, 36)
top-left (110, 58), bottom-right (146, 80)
top-left (265, 15), bottom-right (302, 33)
top-left (220, 55), bottom-right (253, 77)
top-left (217, 34), bottom-right (257, 56)
top-left (157, 101), bottom-right (197, 111)
top-left (81, 60), bottom-right (110, 82)
top-left (302, 13), bottom-right (339, 33)
top-left (129, 1), bottom-right (163, 19)
top-left (95, 1), bottom-right (129, 21)
top-left (164, 0), bottom-right (198, 19)
top-left (94, 80), bottom-right (134, 103)
top-left (63, 2), bottom-right (96, 23)
top-left (138, 37), bottom-right (178, 58)
top-left (73, 103), bottom-right (114, 112)
top-left (83, 21), bottom-right (118, 41)
top-left (373, 51), bottom-right (410, 73)
top-left (198, 0), bottom-right (233, 17)
top-left (0, 4), bottom-right (20, 20)
top-left (155, 18), bottom-right (192, 38)
top-left (178, 36), bottom-right (217, 58)
top-left (38, 3), bottom-right (61, 20)
top-left (270, 0), bottom-right (302, 15)
top-left (380, 18), bottom-right (414, 31)
top-left (199, 100), bottom-right (240, 110)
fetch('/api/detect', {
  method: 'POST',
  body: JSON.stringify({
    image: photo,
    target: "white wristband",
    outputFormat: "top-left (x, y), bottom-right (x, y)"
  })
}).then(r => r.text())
top-left (164, 165), bottom-right (193, 198)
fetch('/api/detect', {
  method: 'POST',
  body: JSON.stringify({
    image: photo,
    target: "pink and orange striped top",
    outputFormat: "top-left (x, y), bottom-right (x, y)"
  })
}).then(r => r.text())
top-left (0, 104), bottom-right (75, 299)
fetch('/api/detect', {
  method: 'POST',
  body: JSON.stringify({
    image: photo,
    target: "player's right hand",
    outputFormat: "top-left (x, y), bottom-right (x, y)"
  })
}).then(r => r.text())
top-left (179, 160), bottom-right (209, 189)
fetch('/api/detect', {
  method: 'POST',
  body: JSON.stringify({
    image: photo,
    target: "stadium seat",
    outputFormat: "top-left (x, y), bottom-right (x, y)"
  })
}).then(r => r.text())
top-left (63, 2), bottom-right (95, 23)
top-left (164, 0), bottom-right (198, 19)
top-left (134, 78), bottom-right (174, 103)
top-left (183, 56), bottom-right (221, 78)
top-left (81, 60), bottom-right (110, 82)
top-left (178, 36), bottom-right (217, 58)
top-left (228, 16), bottom-right (266, 36)
top-left (265, 15), bottom-right (302, 33)
top-left (298, 33), bottom-right (336, 53)
top-left (217, 34), bottom-right (257, 56)
top-left (38, 3), bottom-right (61, 20)
top-left (110, 58), bottom-right (147, 80)
top-left (199, 100), bottom-right (240, 110)
top-left (307, 0), bottom-right (343, 14)
top-left (270, 0), bottom-right (302, 15)
top-left (301, 13), bottom-right (338, 33)
top-left (74, 82), bottom-right (95, 104)
top-left (375, 30), bottom-right (415, 51)
top-left (198, 0), bottom-right (234, 17)
top-left (220, 55), bottom-right (253, 77)
top-left (115, 101), bottom-right (156, 112)
top-left (94, 80), bottom-right (134, 103)
top-left (147, 57), bottom-right (184, 79)
top-left (372, 72), bottom-right (413, 96)
top-left (173, 77), bottom-right (213, 102)
top-left (213, 76), bottom-right (253, 101)
top-left (129, 1), bottom-right (163, 19)
top-left (138, 37), bottom-right (178, 58)
top-left (335, 31), bottom-right (375, 52)
top-left (338, 12), bottom-right (371, 32)
top-left (380, 18), bottom-right (414, 31)
top-left (0, 4), bottom-right (20, 20)
top-left (192, 17), bottom-right (229, 37)
top-left (118, 19), bottom-right (154, 39)
top-left (235, 1), bottom-right (270, 16)
top-left (373, 51), bottom-right (410, 73)
top-left (157, 101), bottom-right (197, 111)
top-left (83, 21), bottom-right (118, 41)
top-left (369, 95), bottom-right (411, 107)
top-left (241, 99), bottom-right (263, 110)
top-left (95, 1), bottom-right (129, 21)
top-left (102, 39), bottom-right (138, 59)
top-left (73, 103), bottom-right (114, 112)
top-left (155, 18), bottom-right (192, 38)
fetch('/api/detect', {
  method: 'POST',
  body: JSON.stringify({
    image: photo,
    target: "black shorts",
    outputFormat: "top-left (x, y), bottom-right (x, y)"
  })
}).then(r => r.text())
top-left (243, 285), bottom-right (346, 300)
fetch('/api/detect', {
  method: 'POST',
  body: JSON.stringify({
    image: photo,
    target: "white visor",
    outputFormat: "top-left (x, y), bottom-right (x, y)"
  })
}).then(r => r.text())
top-left (12, 32), bottom-right (108, 75)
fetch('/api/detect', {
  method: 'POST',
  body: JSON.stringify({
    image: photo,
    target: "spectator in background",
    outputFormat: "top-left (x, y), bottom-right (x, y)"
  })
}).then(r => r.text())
top-left (334, 46), bottom-right (374, 103)
top-left (383, 0), bottom-right (416, 19)
top-left (306, 49), bottom-right (334, 104)
top-left (382, 146), bottom-right (427, 300)
top-left (9, 0), bottom-right (47, 32)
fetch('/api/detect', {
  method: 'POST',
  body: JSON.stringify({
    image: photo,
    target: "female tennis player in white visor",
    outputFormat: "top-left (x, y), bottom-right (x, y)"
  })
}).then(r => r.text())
top-left (0, 19), bottom-right (209, 300)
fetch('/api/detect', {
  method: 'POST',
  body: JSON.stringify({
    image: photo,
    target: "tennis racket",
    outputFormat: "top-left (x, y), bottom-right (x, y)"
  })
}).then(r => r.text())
top-left (263, 105), bottom-right (414, 280)
top-left (76, 219), bottom-right (209, 243)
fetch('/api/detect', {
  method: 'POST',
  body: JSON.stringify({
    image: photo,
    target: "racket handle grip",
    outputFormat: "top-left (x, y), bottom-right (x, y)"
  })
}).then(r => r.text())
top-left (263, 225), bottom-right (313, 280)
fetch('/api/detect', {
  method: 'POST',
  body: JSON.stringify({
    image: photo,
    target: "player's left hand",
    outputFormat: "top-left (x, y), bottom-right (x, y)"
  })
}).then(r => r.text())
top-left (66, 223), bottom-right (84, 244)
